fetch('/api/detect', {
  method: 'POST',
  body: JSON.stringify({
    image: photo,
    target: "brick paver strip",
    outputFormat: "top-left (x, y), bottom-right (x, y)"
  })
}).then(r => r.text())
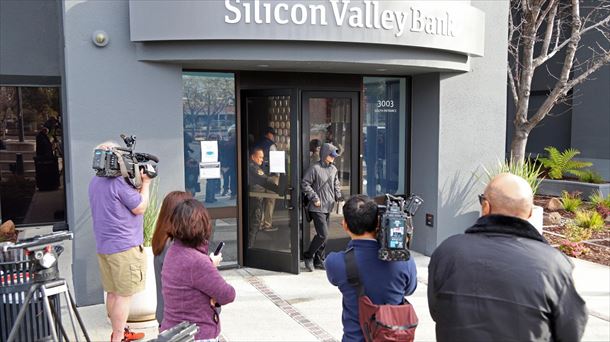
top-left (245, 271), bottom-right (338, 342)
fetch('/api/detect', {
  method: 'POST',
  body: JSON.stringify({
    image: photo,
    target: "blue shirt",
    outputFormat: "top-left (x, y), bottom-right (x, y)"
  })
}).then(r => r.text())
top-left (324, 239), bottom-right (418, 342)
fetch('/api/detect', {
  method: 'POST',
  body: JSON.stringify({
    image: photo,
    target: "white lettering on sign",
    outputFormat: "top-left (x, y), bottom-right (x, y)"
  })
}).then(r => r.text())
top-left (224, 0), bottom-right (456, 38)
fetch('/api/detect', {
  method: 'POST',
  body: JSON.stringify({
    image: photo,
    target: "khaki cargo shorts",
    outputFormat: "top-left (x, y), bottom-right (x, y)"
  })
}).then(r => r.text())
top-left (97, 245), bottom-right (147, 296)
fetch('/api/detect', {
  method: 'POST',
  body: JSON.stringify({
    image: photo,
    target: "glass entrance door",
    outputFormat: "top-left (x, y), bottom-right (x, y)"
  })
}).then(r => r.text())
top-left (242, 89), bottom-right (300, 273)
top-left (302, 92), bottom-right (359, 255)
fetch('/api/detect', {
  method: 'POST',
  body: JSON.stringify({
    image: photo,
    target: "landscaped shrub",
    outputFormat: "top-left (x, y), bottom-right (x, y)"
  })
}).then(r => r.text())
top-left (539, 147), bottom-right (592, 180)
top-left (564, 223), bottom-right (592, 242)
top-left (578, 169), bottom-right (605, 184)
top-left (574, 210), bottom-right (606, 232)
top-left (559, 239), bottom-right (590, 257)
top-left (480, 157), bottom-right (544, 194)
top-left (589, 191), bottom-right (610, 209)
top-left (560, 191), bottom-right (582, 213)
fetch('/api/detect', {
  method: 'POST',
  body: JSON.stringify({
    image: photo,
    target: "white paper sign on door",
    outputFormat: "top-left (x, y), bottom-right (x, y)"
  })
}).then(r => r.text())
top-left (200, 162), bottom-right (221, 179)
top-left (269, 151), bottom-right (286, 173)
top-left (200, 141), bottom-right (218, 163)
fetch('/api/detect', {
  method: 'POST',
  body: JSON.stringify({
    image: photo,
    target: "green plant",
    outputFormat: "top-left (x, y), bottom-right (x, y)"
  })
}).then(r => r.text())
top-left (538, 147), bottom-right (592, 180)
top-left (578, 169), bottom-right (605, 184)
top-left (560, 191), bottom-right (582, 213)
top-left (143, 179), bottom-right (160, 247)
top-left (589, 191), bottom-right (610, 209)
top-left (480, 157), bottom-right (544, 194)
top-left (559, 239), bottom-right (590, 257)
top-left (573, 210), bottom-right (605, 232)
top-left (564, 223), bottom-right (592, 242)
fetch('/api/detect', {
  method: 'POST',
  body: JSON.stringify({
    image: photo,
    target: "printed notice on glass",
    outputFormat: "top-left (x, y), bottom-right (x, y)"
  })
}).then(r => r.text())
top-left (269, 151), bottom-right (286, 173)
top-left (200, 141), bottom-right (218, 163)
top-left (200, 162), bottom-right (221, 179)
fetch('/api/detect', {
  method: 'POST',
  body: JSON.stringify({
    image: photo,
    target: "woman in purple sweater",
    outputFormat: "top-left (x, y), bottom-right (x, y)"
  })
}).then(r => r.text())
top-left (161, 199), bottom-right (236, 341)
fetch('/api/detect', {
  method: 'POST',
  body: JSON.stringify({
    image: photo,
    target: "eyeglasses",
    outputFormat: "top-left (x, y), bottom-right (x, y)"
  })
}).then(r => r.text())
top-left (478, 194), bottom-right (486, 205)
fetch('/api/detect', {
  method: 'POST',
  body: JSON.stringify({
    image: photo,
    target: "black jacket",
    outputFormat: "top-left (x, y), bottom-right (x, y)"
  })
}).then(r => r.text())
top-left (248, 161), bottom-right (278, 193)
top-left (428, 215), bottom-right (588, 342)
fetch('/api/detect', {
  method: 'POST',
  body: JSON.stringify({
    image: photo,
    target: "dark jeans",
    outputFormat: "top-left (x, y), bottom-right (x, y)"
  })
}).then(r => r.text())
top-left (305, 212), bottom-right (330, 262)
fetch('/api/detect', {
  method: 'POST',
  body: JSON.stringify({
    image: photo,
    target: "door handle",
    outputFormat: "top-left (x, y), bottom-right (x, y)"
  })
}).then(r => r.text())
top-left (284, 187), bottom-right (294, 210)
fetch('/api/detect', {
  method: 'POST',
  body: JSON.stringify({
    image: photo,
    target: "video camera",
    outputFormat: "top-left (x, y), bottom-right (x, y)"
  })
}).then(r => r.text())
top-left (377, 194), bottom-right (423, 262)
top-left (92, 134), bottom-right (159, 189)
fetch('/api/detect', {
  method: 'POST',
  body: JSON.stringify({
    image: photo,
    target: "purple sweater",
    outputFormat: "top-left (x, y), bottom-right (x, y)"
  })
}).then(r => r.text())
top-left (160, 240), bottom-right (236, 340)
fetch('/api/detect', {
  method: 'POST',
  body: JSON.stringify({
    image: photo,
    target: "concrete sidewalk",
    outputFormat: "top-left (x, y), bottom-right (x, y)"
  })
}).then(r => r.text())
top-left (76, 253), bottom-right (609, 342)
top-left (18, 227), bottom-right (610, 341)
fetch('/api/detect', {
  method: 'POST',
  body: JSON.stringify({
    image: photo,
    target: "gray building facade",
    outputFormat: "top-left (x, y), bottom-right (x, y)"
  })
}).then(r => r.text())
top-left (1, 0), bottom-right (509, 306)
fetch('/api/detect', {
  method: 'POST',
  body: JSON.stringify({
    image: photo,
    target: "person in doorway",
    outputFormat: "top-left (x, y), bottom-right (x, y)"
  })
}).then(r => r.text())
top-left (255, 127), bottom-right (279, 231)
top-left (301, 142), bottom-right (343, 271)
top-left (309, 139), bottom-right (322, 166)
top-left (248, 148), bottom-right (280, 248)
top-left (161, 199), bottom-right (236, 341)
top-left (428, 173), bottom-right (588, 341)
top-left (151, 191), bottom-right (193, 326)
top-left (324, 195), bottom-right (417, 341)
top-left (88, 141), bottom-right (151, 342)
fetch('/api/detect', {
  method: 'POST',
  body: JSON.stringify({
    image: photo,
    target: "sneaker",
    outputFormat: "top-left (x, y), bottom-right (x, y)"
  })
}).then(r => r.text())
top-left (314, 262), bottom-right (325, 270)
top-left (261, 227), bottom-right (278, 232)
top-left (123, 327), bottom-right (145, 341)
top-left (304, 258), bottom-right (314, 272)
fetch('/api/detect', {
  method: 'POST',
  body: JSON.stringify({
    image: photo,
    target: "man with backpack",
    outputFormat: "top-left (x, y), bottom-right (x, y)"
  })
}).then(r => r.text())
top-left (324, 195), bottom-right (418, 342)
top-left (301, 142), bottom-right (343, 271)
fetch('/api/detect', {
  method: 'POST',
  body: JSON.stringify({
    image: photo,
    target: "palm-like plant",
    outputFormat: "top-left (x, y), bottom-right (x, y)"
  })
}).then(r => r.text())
top-left (538, 147), bottom-right (592, 180)
top-left (143, 179), bottom-right (160, 247)
top-left (480, 157), bottom-right (544, 195)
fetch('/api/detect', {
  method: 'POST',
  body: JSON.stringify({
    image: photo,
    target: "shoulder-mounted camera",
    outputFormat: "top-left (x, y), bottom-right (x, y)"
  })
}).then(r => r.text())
top-left (92, 134), bottom-right (159, 189)
top-left (377, 194), bottom-right (423, 262)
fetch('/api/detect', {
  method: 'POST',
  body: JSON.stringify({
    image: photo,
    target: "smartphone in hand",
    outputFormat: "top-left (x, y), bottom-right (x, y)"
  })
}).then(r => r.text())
top-left (213, 241), bottom-right (225, 256)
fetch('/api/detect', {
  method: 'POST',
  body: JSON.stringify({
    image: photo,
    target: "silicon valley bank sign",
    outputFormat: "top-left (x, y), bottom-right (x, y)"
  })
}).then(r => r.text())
top-left (130, 0), bottom-right (485, 56)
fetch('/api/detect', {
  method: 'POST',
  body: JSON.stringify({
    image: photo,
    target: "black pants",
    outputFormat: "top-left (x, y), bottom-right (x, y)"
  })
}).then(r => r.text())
top-left (305, 211), bottom-right (330, 262)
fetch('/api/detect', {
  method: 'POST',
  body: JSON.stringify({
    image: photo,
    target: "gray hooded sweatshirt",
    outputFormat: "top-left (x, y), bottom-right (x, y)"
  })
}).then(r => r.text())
top-left (301, 143), bottom-right (342, 213)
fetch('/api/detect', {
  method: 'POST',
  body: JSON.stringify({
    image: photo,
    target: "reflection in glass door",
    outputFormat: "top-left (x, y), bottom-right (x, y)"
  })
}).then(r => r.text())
top-left (242, 90), bottom-right (299, 273)
top-left (302, 92), bottom-right (358, 255)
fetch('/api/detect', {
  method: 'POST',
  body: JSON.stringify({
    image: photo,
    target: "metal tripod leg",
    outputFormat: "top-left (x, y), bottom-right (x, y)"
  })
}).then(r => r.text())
top-left (7, 279), bottom-right (91, 342)
top-left (6, 283), bottom-right (40, 342)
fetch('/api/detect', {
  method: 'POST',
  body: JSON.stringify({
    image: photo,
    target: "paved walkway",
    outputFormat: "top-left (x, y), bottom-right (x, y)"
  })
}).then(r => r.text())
top-left (79, 254), bottom-right (608, 342)
top-left (18, 227), bottom-right (610, 341)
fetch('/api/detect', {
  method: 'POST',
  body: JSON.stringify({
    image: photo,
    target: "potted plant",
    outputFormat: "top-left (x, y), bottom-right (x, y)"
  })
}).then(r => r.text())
top-left (480, 158), bottom-right (545, 233)
top-left (128, 180), bottom-right (161, 323)
top-left (537, 147), bottom-right (610, 198)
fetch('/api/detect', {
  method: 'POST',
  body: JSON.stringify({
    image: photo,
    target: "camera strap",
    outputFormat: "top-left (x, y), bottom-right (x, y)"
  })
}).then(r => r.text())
top-left (345, 248), bottom-right (365, 297)
top-left (114, 149), bottom-right (142, 188)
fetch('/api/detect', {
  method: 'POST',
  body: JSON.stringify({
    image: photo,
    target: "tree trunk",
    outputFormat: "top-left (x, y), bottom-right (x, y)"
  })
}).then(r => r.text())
top-left (510, 128), bottom-right (530, 163)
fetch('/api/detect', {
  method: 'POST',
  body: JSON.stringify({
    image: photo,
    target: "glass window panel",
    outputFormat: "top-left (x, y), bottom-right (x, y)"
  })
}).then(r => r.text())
top-left (0, 86), bottom-right (66, 225)
top-left (362, 77), bottom-right (407, 197)
top-left (182, 72), bottom-right (237, 265)
top-left (182, 72), bottom-right (237, 207)
top-left (246, 95), bottom-right (291, 252)
top-left (210, 218), bottom-right (238, 265)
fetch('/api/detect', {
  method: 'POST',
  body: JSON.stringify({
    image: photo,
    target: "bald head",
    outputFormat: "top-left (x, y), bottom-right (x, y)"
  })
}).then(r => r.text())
top-left (483, 173), bottom-right (533, 220)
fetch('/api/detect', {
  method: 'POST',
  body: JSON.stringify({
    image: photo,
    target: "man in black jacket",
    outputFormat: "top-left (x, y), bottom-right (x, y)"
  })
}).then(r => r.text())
top-left (428, 173), bottom-right (587, 342)
top-left (248, 148), bottom-right (279, 248)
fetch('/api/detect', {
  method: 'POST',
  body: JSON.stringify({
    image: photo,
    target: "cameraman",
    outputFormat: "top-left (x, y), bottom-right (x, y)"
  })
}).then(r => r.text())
top-left (324, 195), bottom-right (417, 342)
top-left (88, 142), bottom-right (151, 342)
